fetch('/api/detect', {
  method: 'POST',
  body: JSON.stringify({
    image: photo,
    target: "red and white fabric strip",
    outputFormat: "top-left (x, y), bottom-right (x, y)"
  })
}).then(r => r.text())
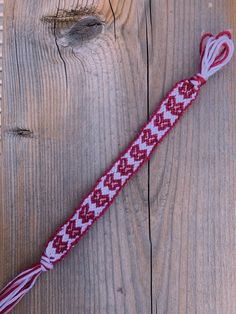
top-left (0, 31), bottom-right (234, 313)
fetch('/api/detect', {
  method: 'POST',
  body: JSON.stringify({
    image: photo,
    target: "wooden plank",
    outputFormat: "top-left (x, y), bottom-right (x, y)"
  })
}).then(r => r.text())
top-left (0, 0), bottom-right (3, 152)
top-left (149, 1), bottom-right (236, 314)
top-left (1, 0), bottom-right (236, 314)
top-left (0, 0), bottom-right (151, 313)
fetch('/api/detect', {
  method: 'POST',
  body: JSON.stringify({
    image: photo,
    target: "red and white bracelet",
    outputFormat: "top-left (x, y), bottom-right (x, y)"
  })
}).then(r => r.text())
top-left (0, 31), bottom-right (234, 313)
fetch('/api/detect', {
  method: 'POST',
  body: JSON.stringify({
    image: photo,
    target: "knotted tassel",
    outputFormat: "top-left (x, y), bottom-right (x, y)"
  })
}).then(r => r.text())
top-left (0, 31), bottom-right (234, 313)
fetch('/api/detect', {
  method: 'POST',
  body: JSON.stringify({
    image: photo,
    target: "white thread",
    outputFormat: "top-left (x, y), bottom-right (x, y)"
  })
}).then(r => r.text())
top-left (40, 255), bottom-right (54, 272)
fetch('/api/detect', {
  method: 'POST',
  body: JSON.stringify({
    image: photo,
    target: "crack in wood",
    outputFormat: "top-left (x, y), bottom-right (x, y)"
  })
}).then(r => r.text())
top-left (108, 0), bottom-right (116, 40)
top-left (41, 8), bottom-right (97, 23)
top-left (145, 5), bottom-right (153, 314)
top-left (9, 127), bottom-right (34, 138)
top-left (53, 1), bottom-right (68, 93)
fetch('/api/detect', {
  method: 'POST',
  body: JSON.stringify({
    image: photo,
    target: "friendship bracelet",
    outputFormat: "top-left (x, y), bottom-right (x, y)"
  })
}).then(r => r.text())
top-left (0, 31), bottom-right (234, 313)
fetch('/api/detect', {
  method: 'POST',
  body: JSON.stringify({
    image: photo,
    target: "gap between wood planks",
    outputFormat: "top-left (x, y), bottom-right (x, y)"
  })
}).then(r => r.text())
top-left (145, 4), bottom-right (153, 313)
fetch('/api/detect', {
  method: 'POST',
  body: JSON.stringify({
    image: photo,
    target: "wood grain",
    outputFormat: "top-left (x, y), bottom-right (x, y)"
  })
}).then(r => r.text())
top-left (1, 1), bottom-right (236, 313)
top-left (0, 0), bottom-right (3, 153)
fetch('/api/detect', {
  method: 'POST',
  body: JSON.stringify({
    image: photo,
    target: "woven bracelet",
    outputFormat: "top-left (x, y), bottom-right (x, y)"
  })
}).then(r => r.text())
top-left (0, 30), bottom-right (234, 313)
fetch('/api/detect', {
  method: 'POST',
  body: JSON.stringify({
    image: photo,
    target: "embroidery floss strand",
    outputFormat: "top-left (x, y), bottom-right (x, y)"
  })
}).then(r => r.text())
top-left (0, 31), bottom-right (234, 314)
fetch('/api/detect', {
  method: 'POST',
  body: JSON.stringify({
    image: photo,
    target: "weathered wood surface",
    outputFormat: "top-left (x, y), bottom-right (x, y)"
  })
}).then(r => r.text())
top-left (1, 1), bottom-right (236, 313)
top-left (0, 0), bottom-right (3, 151)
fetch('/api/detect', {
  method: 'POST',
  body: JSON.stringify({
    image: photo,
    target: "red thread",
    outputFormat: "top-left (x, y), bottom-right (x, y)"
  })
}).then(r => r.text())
top-left (117, 158), bottom-right (134, 176)
top-left (141, 129), bottom-right (158, 146)
top-left (153, 112), bottom-right (171, 131)
top-left (178, 81), bottom-right (195, 99)
top-left (91, 189), bottom-right (110, 207)
top-left (53, 236), bottom-right (68, 254)
top-left (166, 96), bottom-right (184, 116)
top-left (66, 220), bottom-right (82, 239)
top-left (130, 144), bottom-right (147, 161)
top-left (79, 204), bottom-right (95, 224)
top-left (104, 173), bottom-right (122, 191)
